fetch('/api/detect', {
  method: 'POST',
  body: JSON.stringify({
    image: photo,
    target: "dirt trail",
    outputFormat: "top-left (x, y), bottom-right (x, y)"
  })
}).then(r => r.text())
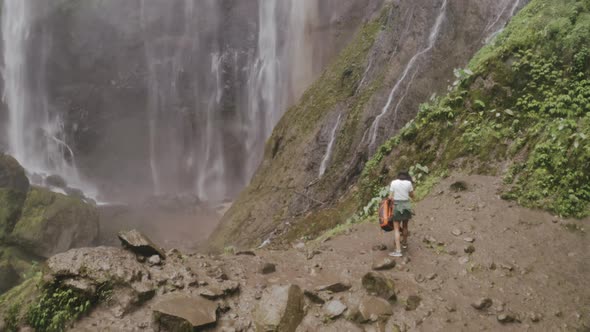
top-left (73, 175), bottom-right (589, 331)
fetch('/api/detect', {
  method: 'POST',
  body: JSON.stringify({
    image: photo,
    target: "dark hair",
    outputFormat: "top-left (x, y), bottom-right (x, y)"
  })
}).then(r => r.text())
top-left (397, 171), bottom-right (413, 182)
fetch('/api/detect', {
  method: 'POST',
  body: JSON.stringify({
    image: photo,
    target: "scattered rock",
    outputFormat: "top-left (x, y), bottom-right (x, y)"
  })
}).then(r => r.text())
top-left (529, 312), bottom-right (543, 323)
top-left (405, 295), bottom-right (422, 311)
top-left (500, 263), bottom-right (514, 271)
top-left (427, 273), bottom-right (438, 280)
top-left (446, 304), bottom-right (457, 312)
top-left (324, 300), bottom-right (347, 319)
top-left (372, 258), bottom-right (396, 271)
top-left (153, 294), bottom-right (217, 331)
top-left (423, 235), bottom-right (438, 244)
top-left (254, 284), bottom-right (305, 332)
top-left (414, 274), bottom-right (425, 283)
top-left (118, 229), bottom-right (166, 259)
top-left (372, 244), bottom-right (387, 251)
top-left (451, 229), bottom-right (462, 236)
top-left (199, 281), bottom-right (240, 300)
top-left (148, 255), bottom-right (162, 266)
top-left (361, 272), bottom-right (396, 302)
top-left (306, 250), bottom-right (321, 260)
top-left (450, 181), bottom-right (468, 192)
top-left (260, 262), bottom-right (277, 274)
top-left (464, 245), bottom-right (475, 254)
top-left (315, 282), bottom-right (351, 293)
top-left (463, 237), bottom-right (475, 243)
top-left (497, 313), bottom-right (517, 323)
top-left (303, 290), bottom-right (325, 304)
top-left (235, 250), bottom-right (256, 256)
top-left (489, 262), bottom-right (497, 270)
top-left (358, 296), bottom-right (393, 323)
top-left (471, 298), bottom-right (493, 310)
top-left (458, 256), bottom-right (469, 265)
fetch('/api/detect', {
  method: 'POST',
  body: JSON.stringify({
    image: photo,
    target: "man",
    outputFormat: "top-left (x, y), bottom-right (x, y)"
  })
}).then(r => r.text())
top-left (388, 171), bottom-right (414, 257)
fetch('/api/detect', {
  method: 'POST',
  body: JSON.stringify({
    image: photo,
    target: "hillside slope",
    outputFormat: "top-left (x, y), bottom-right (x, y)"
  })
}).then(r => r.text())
top-left (210, 0), bottom-right (528, 249)
top-left (3, 174), bottom-right (587, 331)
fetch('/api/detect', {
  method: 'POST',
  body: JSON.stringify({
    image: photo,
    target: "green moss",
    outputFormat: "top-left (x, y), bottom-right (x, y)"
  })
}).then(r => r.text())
top-left (0, 273), bottom-right (41, 330)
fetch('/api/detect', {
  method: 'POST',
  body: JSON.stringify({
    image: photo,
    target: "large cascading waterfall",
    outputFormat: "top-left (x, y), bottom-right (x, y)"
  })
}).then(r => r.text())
top-left (245, 0), bottom-right (317, 181)
top-left (1, 0), bottom-right (96, 197)
top-left (368, 0), bottom-right (449, 150)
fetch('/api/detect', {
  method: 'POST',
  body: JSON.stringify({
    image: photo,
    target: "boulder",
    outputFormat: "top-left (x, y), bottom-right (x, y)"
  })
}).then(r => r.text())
top-left (358, 296), bottom-right (393, 323)
top-left (46, 247), bottom-right (156, 312)
top-left (153, 294), bottom-right (218, 331)
top-left (254, 284), bottom-right (305, 332)
top-left (118, 229), bottom-right (166, 259)
top-left (45, 174), bottom-right (67, 188)
top-left (0, 154), bottom-right (29, 238)
top-left (11, 187), bottom-right (99, 258)
top-left (361, 272), bottom-right (396, 302)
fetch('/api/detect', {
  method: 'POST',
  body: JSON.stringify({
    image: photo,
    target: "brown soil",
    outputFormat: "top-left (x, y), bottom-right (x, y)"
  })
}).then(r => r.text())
top-left (72, 175), bottom-right (589, 331)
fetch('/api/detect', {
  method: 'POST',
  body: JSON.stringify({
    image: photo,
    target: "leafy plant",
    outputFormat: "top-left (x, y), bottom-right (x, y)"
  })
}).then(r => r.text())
top-left (26, 284), bottom-right (92, 332)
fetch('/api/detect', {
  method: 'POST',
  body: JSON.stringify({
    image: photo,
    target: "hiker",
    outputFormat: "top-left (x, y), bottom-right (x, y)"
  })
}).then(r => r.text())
top-left (388, 171), bottom-right (414, 257)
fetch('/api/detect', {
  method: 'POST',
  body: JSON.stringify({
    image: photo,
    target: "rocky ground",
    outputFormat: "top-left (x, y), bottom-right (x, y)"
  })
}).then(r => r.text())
top-left (4, 175), bottom-right (588, 332)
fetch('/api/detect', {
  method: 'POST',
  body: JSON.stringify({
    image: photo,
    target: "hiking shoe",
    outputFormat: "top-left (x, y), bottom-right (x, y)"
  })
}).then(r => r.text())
top-left (388, 251), bottom-right (403, 257)
top-left (402, 242), bottom-right (408, 249)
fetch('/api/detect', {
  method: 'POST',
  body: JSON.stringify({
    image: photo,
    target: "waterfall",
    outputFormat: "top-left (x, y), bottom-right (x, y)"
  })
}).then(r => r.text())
top-left (319, 113), bottom-right (342, 177)
top-left (2, 0), bottom-right (95, 197)
top-left (245, 0), bottom-right (317, 181)
top-left (368, 0), bottom-right (448, 149)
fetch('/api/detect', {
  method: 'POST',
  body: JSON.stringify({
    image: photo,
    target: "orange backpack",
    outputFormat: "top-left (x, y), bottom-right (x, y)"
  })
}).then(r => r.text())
top-left (378, 198), bottom-right (394, 232)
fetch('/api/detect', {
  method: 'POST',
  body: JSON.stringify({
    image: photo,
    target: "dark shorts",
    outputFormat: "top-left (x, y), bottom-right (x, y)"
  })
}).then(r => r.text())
top-left (394, 210), bottom-right (412, 221)
top-left (393, 200), bottom-right (413, 221)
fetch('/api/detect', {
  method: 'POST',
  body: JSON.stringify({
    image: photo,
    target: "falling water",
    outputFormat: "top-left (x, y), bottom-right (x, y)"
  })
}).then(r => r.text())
top-left (2, 0), bottom-right (95, 196)
top-left (245, 0), bottom-right (317, 181)
top-left (484, 0), bottom-right (521, 44)
top-left (319, 113), bottom-right (342, 177)
top-left (368, 0), bottom-right (448, 149)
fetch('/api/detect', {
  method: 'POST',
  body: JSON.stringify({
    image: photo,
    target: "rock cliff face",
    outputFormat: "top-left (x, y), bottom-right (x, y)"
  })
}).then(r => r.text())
top-left (211, 0), bottom-right (529, 249)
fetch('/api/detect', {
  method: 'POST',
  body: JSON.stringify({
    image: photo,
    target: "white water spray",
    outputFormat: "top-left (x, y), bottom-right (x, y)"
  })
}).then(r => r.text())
top-left (319, 113), bottom-right (342, 177)
top-left (368, 0), bottom-right (448, 149)
top-left (2, 0), bottom-right (96, 197)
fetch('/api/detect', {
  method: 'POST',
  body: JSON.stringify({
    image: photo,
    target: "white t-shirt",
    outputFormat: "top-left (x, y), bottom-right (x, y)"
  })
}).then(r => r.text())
top-left (389, 179), bottom-right (413, 200)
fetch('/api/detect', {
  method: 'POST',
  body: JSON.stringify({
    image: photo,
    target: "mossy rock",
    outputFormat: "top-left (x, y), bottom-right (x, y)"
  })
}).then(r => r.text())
top-left (0, 246), bottom-right (41, 294)
top-left (0, 273), bottom-right (41, 329)
top-left (10, 187), bottom-right (99, 258)
top-left (0, 154), bottom-right (30, 239)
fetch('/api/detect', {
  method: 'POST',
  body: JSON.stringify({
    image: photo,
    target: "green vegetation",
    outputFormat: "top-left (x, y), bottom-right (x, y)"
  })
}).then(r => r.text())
top-left (359, 0), bottom-right (590, 218)
top-left (26, 284), bottom-right (93, 332)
